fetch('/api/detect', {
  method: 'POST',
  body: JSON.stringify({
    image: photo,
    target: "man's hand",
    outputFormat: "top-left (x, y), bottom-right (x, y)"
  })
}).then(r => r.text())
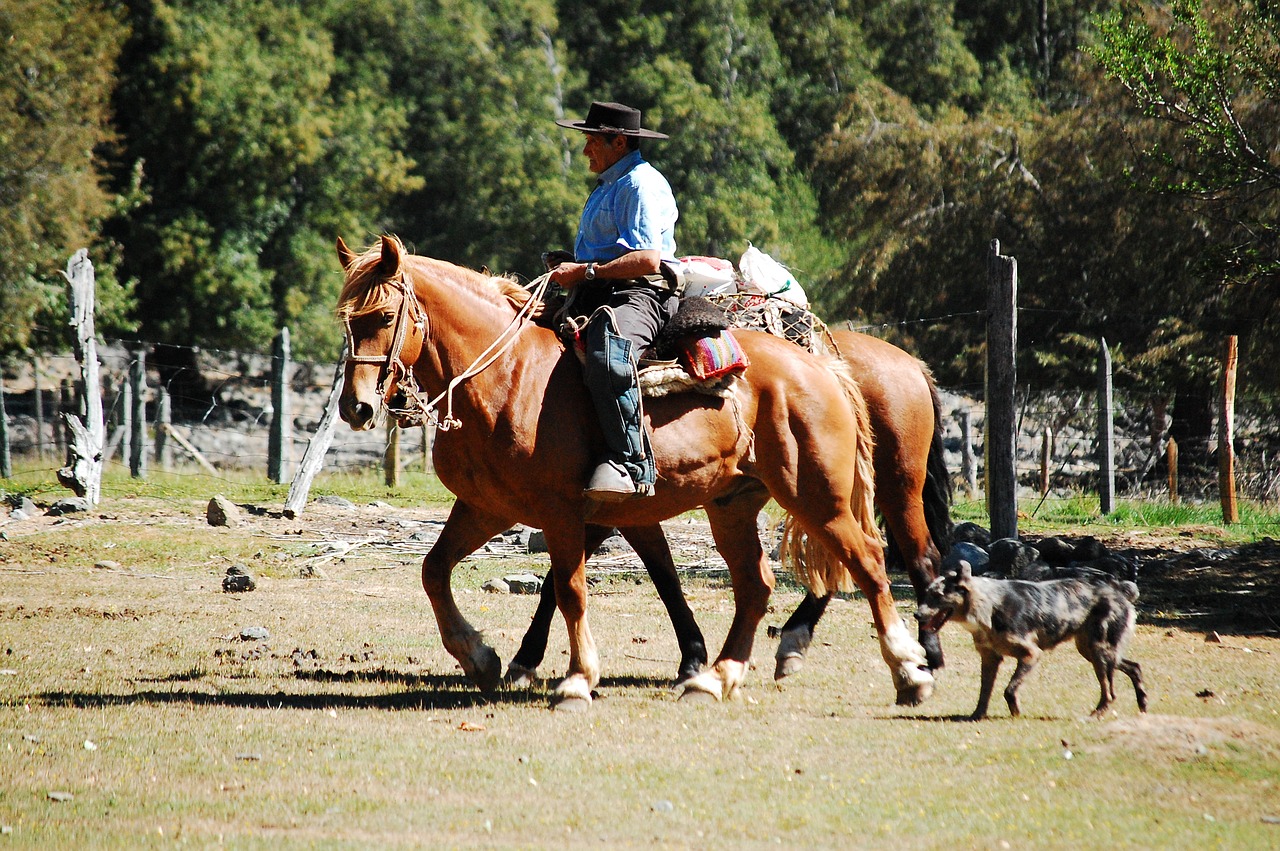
top-left (549, 262), bottom-right (590, 289)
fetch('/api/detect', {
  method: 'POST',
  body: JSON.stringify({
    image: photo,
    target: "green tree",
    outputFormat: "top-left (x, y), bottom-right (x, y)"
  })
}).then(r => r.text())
top-left (865, 0), bottom-right (984, 113)
top-left (108, 0), bottom-right (419, 358)
top-left (557, 0), bottom-right (843, 274)
top-left (0, 0), bottom-right (132, 353)
top-left (358, 0), bottom-right (581, 277)
top-left (757, 0), bottom-right (876, 166)
top-left (810, 74), bottom-right (1216, 404)
top-left (1091, 0), bottom-right (1280, 395)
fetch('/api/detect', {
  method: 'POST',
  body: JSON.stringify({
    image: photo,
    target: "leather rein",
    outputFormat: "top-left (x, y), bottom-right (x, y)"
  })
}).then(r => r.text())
top-left (344, 269), bottom-right (553, 431)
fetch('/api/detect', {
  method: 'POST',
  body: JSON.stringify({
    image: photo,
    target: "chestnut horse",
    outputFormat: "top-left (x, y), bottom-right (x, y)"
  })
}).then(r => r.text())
top-left (335, 235), bottom-right (934, 709)
top-left (507, 331), bottom-right (953, 686)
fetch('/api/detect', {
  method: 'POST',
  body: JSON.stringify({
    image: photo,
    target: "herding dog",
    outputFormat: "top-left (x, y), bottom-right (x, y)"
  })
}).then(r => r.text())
top-left (915, 562), bottom-right (1148, 719)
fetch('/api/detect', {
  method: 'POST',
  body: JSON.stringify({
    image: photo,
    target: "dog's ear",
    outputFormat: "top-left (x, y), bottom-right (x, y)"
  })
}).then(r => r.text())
top-left (957, 560), bottom-right (973, 580)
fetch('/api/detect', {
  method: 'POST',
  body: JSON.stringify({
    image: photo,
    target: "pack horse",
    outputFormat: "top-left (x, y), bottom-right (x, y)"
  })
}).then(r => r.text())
top-left (335, 235), bottom-right (934, 709)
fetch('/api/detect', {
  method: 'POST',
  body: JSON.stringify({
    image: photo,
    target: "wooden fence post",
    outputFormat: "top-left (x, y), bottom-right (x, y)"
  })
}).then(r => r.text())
top-left (1151, 397), bottom-right (1169, 487)
top-left (1167, 437), bottom-right (1179, 503)
top-left (986, 239), bottom-right (1018, 540)
top-left (129, 350), bottom-right (147, 479)
top-left (1219, 335), bottom-right (1239, 524)
top-left (32, 357), bottom-right (45, 459)
top-left (959, 408), bottom-right (977, 499)
top-left (119, 375), bottom-right (132, 469)
top-left (0, 373), bottom-right (10, 478)
top-left (1098, 337), bottom-right (1115, 514)
top-left (268, 327), bottom-right (292, 483)
top-left (1039, 426), bottom-right (1053, 496)
top-left (57, 249), bottom-right (107, 503)
top-left (56, 380), bottom-right (71, 460)
top-left (155, 385), bottom-right (173, 471)
top-left (385, 422), bottom-right (400, 488)
top-left (283, 350), bottom-right (346, 519)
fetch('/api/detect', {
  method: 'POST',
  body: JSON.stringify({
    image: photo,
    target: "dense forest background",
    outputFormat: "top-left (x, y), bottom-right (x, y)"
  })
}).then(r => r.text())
top-left (2, 0), bottom-right (1277, 444)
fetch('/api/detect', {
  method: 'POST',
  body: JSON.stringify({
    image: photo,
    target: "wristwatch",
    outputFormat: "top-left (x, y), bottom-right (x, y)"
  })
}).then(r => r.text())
top-left (584, 262), bottom-right (597, 281)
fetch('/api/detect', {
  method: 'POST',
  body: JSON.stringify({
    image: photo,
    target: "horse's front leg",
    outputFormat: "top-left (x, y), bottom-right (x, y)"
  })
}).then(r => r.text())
top-left (543, 523), bottom-right (598, 711)
top-left (421, 500), bottom-right (512, 693)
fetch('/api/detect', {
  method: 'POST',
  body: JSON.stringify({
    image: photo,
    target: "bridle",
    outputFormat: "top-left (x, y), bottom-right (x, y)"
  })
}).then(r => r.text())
top-left (343, 272), bottom-right (431, 427)
top-left (344, 267), bottom-right (553, 431)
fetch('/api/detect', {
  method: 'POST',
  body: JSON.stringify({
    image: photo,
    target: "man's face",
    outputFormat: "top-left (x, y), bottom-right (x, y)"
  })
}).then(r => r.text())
top-left (582, 132), bottom-right (628, 174)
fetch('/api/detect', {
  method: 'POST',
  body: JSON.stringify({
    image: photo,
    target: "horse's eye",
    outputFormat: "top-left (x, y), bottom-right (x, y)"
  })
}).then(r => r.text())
top-left (381, 311), bottom-right (396, 327)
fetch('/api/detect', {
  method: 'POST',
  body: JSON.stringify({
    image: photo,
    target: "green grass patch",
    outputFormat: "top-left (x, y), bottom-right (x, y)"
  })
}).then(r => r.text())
top-left (2, 462), bottom-right (455, 509)
top-left (949, 494), bottom-right (1280, 545)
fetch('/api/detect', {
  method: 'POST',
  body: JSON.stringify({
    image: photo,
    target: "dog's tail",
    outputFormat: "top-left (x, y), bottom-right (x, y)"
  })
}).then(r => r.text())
top-left (1113, 578), bottom-right (1139, 602)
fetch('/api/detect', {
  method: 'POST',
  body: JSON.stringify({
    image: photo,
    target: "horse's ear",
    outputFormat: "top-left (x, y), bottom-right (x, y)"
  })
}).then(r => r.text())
top-left (336, 236), bottom-right (356, 271)
top-left (377, 235), bottom-right (402, 277)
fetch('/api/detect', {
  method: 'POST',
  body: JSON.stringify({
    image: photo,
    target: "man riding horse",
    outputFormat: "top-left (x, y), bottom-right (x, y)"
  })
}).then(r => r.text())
top-left (549, 101), bottom-right (680, 502)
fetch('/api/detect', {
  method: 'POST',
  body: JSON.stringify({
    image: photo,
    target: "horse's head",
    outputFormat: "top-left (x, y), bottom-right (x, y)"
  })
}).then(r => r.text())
top-left (335, 235), bottom-right (427, 430)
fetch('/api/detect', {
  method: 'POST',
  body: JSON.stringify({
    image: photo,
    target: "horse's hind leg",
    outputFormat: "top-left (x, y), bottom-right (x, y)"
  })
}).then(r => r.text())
top-left (881, 495), bottom-right (946, 672)
top-left (773, 509), bottom-right (943, 680)
top-left (421, 500), bottom-right (512, 693)
top-left (622, 524), bottom-right (708, 683)
top-left (804, 513), bottom-right (933, 706)
top-left (774, 592), bottom-right (830, 680)
top-left (506, 524), bottom-right (616, 686)
top-left (679, 488), bottom-right (774, 702)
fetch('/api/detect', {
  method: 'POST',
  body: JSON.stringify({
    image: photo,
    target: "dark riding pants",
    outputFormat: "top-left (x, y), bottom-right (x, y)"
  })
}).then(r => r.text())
top-left (576, 282), bottom-right (679, 492)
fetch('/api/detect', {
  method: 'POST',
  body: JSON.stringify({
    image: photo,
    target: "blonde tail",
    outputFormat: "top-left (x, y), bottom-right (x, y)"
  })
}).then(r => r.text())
top-left (779, 356), bottom-right (883, 597)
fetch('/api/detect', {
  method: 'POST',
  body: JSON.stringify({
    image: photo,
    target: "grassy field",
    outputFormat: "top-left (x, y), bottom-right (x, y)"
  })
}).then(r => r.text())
top-left (2, 468), bottom-right (1279, 848)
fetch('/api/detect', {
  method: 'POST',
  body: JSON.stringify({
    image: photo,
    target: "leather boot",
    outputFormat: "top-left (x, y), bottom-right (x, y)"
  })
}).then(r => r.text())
top-left (582, 311), bottom-right (655, 499)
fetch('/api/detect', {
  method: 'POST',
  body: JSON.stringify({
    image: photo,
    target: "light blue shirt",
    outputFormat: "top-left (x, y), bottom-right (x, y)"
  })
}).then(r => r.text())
top-left (574, 150), bottom-right (678, 264)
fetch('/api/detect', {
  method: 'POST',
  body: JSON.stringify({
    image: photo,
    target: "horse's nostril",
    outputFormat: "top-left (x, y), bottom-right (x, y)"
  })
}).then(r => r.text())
top-left (340, 397), bottom-right (376, 428)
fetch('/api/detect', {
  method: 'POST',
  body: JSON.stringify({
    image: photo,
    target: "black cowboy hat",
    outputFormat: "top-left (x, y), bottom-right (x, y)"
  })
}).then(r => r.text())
top-left (555, 101), bottom-right (669, 140)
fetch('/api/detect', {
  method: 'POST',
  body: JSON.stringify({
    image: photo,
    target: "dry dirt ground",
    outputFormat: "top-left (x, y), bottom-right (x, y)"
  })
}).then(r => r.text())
top-left (3, 496), bottom-right (1280, 847)
top-left (6, 496), bottom-right (1279, 638)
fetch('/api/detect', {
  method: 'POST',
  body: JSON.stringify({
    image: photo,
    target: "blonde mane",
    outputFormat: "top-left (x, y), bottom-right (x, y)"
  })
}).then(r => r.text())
top-left (336, 236), bottom-right (535, 319)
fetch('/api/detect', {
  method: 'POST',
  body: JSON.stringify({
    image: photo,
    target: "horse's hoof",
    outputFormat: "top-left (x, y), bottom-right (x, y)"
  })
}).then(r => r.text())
top-left (467, 645), bottom-right (502, 693)
top-left (774, 627), bottom-right (811, 681)
top-left (552, 696), bottom-right (591, 713)
top-left (774, 654), bottom-right (804, 681)
top-left (895, 678), bottom-right (934, 707)
top-left (678, 688), bottom-right (719, 704)
top-left (552, 674), bottom-right (593, 709)
top-left (503, 662), bottom-right (538, 688)
top-left (676, 671), bottom-right (723, 702)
